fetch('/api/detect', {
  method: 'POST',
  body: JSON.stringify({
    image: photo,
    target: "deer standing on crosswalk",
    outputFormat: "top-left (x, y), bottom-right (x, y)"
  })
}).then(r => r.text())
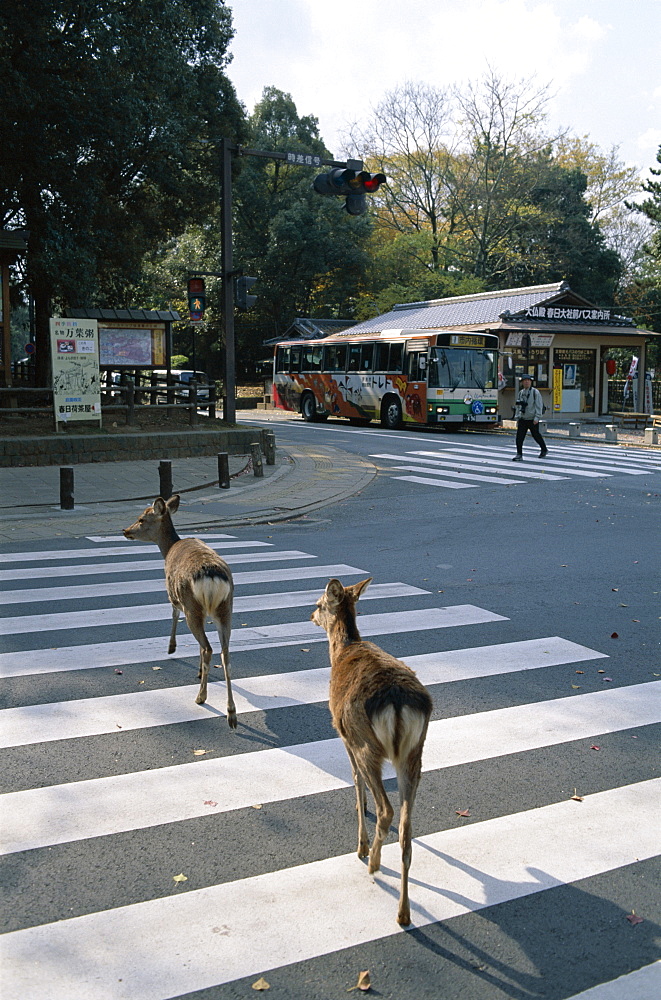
top-left (311, 577), bottom-right (433, 925)
top-left (123, 494), bottom-right (236, 728)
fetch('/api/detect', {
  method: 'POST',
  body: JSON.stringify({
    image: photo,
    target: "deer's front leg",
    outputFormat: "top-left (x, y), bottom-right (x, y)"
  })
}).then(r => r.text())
top-left (168, 604), bottom-right (180, 655)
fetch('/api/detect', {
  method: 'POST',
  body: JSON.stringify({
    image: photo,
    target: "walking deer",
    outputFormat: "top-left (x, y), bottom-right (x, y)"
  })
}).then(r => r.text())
top-left (311, 577), bottom-right (433, 926)
top-left (123, 494), bottom-right (236, 728)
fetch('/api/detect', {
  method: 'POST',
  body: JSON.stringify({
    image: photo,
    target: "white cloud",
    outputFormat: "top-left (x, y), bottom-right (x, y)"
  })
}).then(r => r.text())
top-left (637, 128), bottom-right (661, 151)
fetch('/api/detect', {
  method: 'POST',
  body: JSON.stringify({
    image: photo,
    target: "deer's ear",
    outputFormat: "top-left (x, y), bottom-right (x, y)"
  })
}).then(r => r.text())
top-left (153, 498), bottom-right (166, 515)
top-left (325, 578), bottom-right (345, 608)
top-left (166, 494), bottom-right (181, 514)
top-left (347, 577), bottom-right (372, 602)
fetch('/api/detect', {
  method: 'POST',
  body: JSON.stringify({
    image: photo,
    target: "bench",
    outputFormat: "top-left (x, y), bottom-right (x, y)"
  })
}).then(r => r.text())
top-left (609, 411), bottom-right (652, 429)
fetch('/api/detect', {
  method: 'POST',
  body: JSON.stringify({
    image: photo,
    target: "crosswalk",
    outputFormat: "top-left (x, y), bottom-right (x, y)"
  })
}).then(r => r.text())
top-left (372, 440), bottom-right (661, 490)
top-left (1, 533), bottom-right (659, 1000)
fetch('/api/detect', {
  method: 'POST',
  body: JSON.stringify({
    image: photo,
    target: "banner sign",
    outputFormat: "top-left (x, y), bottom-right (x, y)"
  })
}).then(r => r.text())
top-left (50, 318), bottom-right (101, 427)
top-left (506, 332), bottom-right (554, 347)
top-left (553, 366), bottom-right (563, 412)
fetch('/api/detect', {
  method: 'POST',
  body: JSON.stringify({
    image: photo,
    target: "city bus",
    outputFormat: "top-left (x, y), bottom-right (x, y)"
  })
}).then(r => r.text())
top-left (273, 328), bottom-right (500, 429)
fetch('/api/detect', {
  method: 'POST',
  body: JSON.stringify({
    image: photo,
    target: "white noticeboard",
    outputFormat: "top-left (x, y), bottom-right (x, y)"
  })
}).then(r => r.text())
top-left (50, 318), bottom-right (102, 429)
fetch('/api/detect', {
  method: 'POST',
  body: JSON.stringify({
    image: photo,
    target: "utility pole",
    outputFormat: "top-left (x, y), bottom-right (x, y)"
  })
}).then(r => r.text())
top-left (220, 137), bottom-right (236, 424)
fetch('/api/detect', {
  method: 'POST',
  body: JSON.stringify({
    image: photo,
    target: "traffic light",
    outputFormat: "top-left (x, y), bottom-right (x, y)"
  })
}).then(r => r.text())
top-left (187, 277), bottom-right (206, 321)
top-left (235, 275), bottom-right (257, 310)
top-left (313, 168), bottom-right (386, 215)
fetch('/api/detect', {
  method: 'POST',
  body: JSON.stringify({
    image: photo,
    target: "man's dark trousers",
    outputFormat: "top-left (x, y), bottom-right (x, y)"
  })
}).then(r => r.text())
top-left (516, 419), bottom-right (546, 455)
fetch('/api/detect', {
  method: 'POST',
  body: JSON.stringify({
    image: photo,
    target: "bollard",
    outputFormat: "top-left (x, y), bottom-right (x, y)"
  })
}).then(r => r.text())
top-left (159, 460), bottom-right (173, 500)
top-left (569, 422), bottom-right (581, 439)
top-left (60, 467), bottom-right (74, 510)
top-left (605, 424), bottom-right (618, 443)
top-left (250, 441), bottom-right (264, 478)
top-left (264, 431), bottom-right (276, 466)
top-left (218, 452), bottom-right (230, 489)
top-left (644, 426), bottom-right (658, 446)
top-left (538, 419), bottom-right (547, 437)
top-left (189, 382), bottom-right (198, 426)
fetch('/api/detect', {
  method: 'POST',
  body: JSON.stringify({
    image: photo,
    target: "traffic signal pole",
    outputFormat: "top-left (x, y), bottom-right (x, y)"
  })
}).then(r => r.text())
top-left (218, 141), bottom-right (381, 425)
top-left (220, 137), bottom-right (236, 424)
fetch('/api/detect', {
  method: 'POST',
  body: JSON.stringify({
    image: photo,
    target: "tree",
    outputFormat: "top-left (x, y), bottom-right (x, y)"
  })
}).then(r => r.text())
top-left (0, 0), bottom-right (245, 384)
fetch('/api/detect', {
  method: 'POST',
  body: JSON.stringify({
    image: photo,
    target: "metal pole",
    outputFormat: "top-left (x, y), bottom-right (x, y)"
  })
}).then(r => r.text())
top-left (60, 467), bottom-right (74, 510)
top-left (218, 452), bottom-right (230, 489)
top-left (159, 460), bottom-right (173, 500)
top-left (220, 138), bottom-right (236, 425)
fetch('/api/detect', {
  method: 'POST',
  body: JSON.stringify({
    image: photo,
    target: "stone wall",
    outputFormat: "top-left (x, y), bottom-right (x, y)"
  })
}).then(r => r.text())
top-left (0, 426), bottom-right (267, 467)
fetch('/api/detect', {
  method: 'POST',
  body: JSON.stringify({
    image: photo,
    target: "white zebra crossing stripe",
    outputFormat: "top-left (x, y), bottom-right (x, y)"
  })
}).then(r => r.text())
top-left (0, 637), bottom-right (607, 748)
top-left (0, 582), bottom-right (428, 635)
top-left (85, 534), bottom-right (238, 543)
top-left (564, 962), bottom-right (661, 1000)
top-left (394, 475), bottom-right (477, 489)
top-left (412, 448), bottom-right (612, 478)
top-left (0, 549), bottom-right (317, 583)
top-left (0, 605), bottom-right (507, 677)
top-left (391, 465), bottom-right (527, 485)
top-left (0, 538), bottom-right (264, 564)
top-left (439, 445), bottom-right (655, 475)
top-left (2, 682), bottom-right (656, 854)
top-left (0, 563), bottom-right (370, 606)
top-left (372, 452), bottom-right (567, 480)
top-left (2, 779), bottom-right (658, 1000)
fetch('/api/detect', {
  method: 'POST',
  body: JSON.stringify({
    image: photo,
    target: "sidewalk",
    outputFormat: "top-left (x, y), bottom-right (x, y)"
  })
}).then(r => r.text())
top-left (0, 422), bottom-right (376, 542)
top-left (0, 410), bottom-right (657, 543)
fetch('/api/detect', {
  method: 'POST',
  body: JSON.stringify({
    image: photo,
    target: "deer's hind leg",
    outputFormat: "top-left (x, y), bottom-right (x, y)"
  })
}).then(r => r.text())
top-left (394, 746), bottom-right (424, 927)
top-left (215, 604), bottom-right (236, 730)
top-left (355, 746), bottom-right (393, 875)
top-left (183, 604), bottom-right (213, 705)
top-left (167, 603), bottom-right (181, 655)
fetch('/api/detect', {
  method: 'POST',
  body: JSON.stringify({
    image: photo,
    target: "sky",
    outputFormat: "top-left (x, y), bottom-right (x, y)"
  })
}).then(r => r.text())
top-left (225, 0), bottom-right (661, 178)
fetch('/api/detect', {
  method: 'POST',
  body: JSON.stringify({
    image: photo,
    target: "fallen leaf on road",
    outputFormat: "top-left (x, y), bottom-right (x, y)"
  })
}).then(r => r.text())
top-left (603, 677), bottom-right (613, 682)
top-left (252, 804), bottom-right (263, 809)
top-left (114, 669), bottom-right (123, 674)
top-left (347, 970), bottom-right (371, 992)
top-left (610, 632), bottom-right (619, 638)
top-left (626, 912), bottom-right (643, 926)
top-left (612, 588), bottom-right (618, 591)
top-left (456, 809), bottom-right (471, 817)
top-left (252, 977), bottom-right (270, 990)
top-left (193, 749), bottom-right (208, 756)
top-left (590, 745), bottom-right (601, 751)
top-left (301, 648), bottom-right (310, 652)
top-left (598, 669), bottom-right (605, 673)
top-left (204, 800), bottom-right (218, 807)
top-left (571, 789), bottom-right (584, 802)
top-left (571, 684), bottom-right (581, 689)
top-left (152, 666), bottom-right (162, 671)
top-left (172, 873), bottom-right (187, 883)
top-left (575, 670), bottom-right (584, 674)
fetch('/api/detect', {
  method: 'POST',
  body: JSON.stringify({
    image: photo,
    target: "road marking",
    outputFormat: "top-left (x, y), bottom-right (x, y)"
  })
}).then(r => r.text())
top-left (0, 582), bottom-right (428, 635)
top-left (3, 682), bottom-right (656, 853)
top-left (0, 636), bottom-right (607, 748)
top-left (373, 452), bottom-right (567, 481)
top-left (0, 563), bottom-right (369, 606)
top-left (1, 779), bottom-right (658, 999)
top-left (394, 475), bottom-right (477, 489)
top-left (564, 962), bottom-right (661, 1000)
top-left (414, 447), bottom-right (611, 477)
top-left (0, 538), bottom-right (266, 564)
top-left (439, 445), bottom-right (654, 475)
top-left (392, 465), bottom-right (527, 485)
top-left (0, 604), bottom-right (507, 676)
top-left (85, 534), bottom-right (238, 543)
top-left (0, 549), bottom-right (317, 583)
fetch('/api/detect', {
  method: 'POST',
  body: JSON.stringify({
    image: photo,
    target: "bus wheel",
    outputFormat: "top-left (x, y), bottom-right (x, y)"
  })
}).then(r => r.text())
top-left (301, 393), bottom-right (317, 422)
top-left (381, 396), bottom-right (402, 430)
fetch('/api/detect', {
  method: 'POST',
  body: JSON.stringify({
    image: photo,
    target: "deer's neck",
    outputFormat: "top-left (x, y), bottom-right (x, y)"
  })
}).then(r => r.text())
top-left (328, 612), bottom-right (362, 660)
top-left (157, 519), bottom-right (180, 559)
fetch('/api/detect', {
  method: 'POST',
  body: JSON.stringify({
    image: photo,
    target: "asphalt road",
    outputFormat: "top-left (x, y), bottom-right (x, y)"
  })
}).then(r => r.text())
top-left (1, 418), bottom-right (660, 1000)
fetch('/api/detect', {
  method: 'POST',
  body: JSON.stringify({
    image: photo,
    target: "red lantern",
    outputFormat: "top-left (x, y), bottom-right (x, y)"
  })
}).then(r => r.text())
top-left (606, 359), bottom-right (617, 376)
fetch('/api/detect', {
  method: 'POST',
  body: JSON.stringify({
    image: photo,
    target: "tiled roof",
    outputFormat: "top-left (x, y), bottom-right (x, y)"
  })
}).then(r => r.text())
top-left (68, 308), bottom-right (181, 322)
top-left (345, 282), bottom-right (570, 333)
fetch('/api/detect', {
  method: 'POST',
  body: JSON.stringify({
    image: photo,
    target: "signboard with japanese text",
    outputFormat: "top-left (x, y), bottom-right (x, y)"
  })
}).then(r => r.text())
top-left (505, 332), bottom-right (554, 347)
top-left (50, 318), bottom-right (101, 427)
top-left (553, 366), bottom-right (563, 412)
top-left (98, 322), bottom-right (166, 367)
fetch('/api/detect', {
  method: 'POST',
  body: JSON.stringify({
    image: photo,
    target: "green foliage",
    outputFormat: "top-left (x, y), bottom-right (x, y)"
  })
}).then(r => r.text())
top-left (1, 0), bottom-right (246, 382)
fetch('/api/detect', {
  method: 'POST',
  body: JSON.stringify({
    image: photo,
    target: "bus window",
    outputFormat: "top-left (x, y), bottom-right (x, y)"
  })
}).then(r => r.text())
top-left (374, 343), bottom-right (389, 372)
top-left (290, 346), bottom-right (302, 373)
top-left (389, 343), bottom-right (403, 373)
top-left (360, 344), bottom-right (374, 372)
top-left (302, 345), bottom-right (322, 371)
top-left (406, 351), bottom-right (427, 382)
top-left (348, 345), bottom-right (361, 372)
top-left (324, 344), bottom-right (347, 371)
top-left (276, 346), bottom-right (291, 372)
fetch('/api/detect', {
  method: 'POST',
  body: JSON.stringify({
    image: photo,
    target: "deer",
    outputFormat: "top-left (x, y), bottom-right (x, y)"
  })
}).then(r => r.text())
top-left (311, 577), bottom-right (433, 926)
top-left (123, 494), bottom-right (236, 728)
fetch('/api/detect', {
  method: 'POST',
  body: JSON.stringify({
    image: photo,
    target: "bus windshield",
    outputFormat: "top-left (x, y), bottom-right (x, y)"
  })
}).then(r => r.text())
top-left (428, 348), bottom-right (497, 390)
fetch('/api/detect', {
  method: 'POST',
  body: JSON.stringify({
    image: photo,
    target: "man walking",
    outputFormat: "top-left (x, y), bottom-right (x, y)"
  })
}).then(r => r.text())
top-left (512, 374), bottom-right (547, 461)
